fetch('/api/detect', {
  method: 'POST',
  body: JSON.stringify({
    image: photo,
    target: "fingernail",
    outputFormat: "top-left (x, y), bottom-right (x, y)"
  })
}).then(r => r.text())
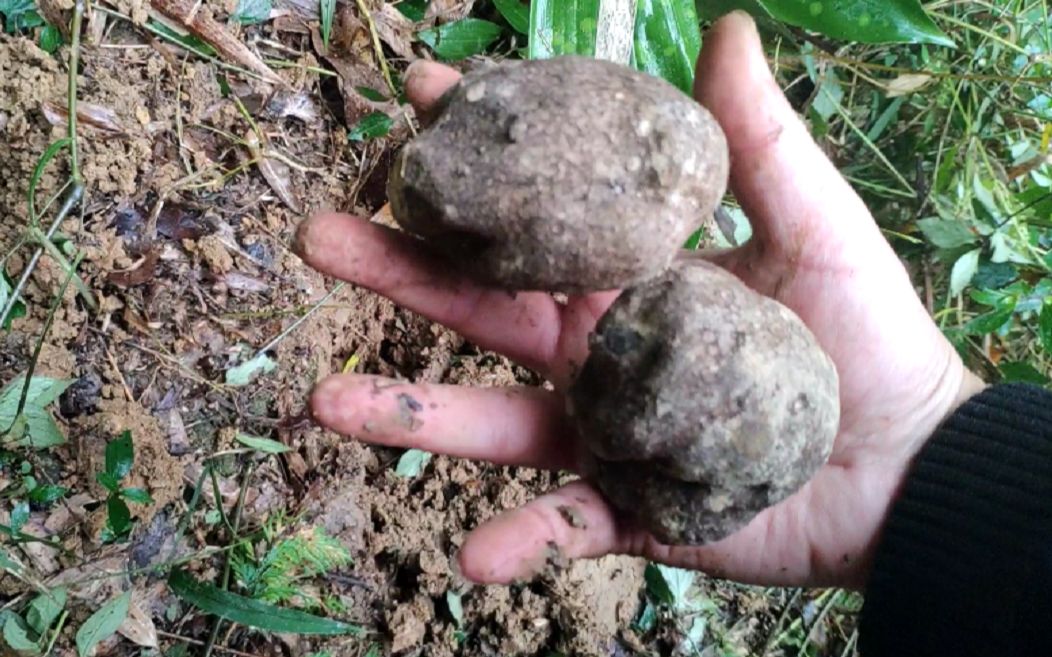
top-left (309, 376), bottom-right (345, 423)
top-left (291, 217), bottom-right (314, 258)
top-left (405, 59), bottom-right (429, 87)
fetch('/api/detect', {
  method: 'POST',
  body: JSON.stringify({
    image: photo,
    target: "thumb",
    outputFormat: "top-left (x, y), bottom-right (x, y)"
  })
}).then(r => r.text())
top-left (693, 11), bottom-right (895, 295)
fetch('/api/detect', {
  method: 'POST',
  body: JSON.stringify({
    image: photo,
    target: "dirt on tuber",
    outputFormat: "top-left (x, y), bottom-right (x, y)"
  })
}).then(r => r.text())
top-left (388, 56), bottom-right (729, 293)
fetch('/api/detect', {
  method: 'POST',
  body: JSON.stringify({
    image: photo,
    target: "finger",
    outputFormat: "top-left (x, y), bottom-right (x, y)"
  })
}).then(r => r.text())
top-left (694, 12), bottom-right (893, 290)
top-left (311, 374), bottom-right (576, 471)
top-left (295, 213), bottom-right (564, 374)
top-left (458, 481), bottom-right (625, 584)
top-left (405, 60), bottom-right (462, 124)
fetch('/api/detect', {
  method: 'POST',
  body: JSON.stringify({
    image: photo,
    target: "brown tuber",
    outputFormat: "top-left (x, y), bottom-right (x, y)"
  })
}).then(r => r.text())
top-left (386, 56), bottom-right (840, 546)
top-left (568, 259), bottom-right (840, 544)
top-left (389, 56), bottom-right (729, 293)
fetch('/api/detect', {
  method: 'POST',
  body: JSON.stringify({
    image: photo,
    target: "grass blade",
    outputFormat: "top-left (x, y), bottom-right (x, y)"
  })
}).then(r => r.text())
top-left (168, 569), bottom-right (363, 635)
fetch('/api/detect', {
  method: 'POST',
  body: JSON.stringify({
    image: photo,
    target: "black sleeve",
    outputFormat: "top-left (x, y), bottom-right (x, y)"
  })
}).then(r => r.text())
top-left (859, 383), bottom-right (1052, 657)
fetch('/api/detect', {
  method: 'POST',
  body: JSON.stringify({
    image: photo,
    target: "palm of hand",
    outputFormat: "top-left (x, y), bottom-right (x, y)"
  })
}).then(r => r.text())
top-left (297, 14), bottom-right (981, 589)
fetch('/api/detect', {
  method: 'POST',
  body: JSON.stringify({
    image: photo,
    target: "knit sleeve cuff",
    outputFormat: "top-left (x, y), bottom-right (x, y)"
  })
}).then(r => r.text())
top-left (859, 383), bottom-right (1052, 657)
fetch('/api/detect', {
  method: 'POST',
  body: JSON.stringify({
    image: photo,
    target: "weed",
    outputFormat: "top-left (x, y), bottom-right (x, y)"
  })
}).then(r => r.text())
top-left (96, 431), bottom-right (154, 543)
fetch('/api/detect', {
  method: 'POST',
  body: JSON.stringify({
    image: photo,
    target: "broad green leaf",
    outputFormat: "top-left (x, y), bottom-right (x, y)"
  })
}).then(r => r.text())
top-left (445, 591), bottom-right (464, 627)
top-left (395, 0), bottom-right (427, 21)
top-left (916, 218), bottom-right (978, 249)
top-left (120, 488), bottom-right (154, 505)
top-left (10, 501), bottom-right (29, 535)
top-left (231, 0), bottom-right (271, 24)
top-left (395, 449), bottom-right (432, 478)
top-left (1000, 361), bottom-right (1049, 385)
top-left (697, 0), bottom-right (953, 46)
top-left (0, 0), bottom-right (44, 33)
top-left (106, 496), bottom-right (132, 537)
top-left (27, 484), bottom-right (66, 505)
top-left (225, 353), bottom-right (277, 386)
top-left (654, 564), bottom-right (695, 611)
top-left (633, 0), bottom-right (701, 94)
top-left (38, 23), bottom-right (61, 52)
top-left (949, 248), bottom-right (980, 297)
top-left (105, 430), bottom-right (134, 481)
top-left (528, 0), bottom-right (600, 58)
top-left (1040, 304), bottom-right (1052, 354)
top-left (965, 303), bottom-right (1016, 335)
top-left (643, 563), bottom-right (674, 606)
top-left (235, 432), bottom-right (290, 454)
top-left (355, 86), bottom-right (387, 102)
top-left (26, 588), bottom-right (65, 636)
top-left (418, 18), bottom-right (503, 60)
top-left (3, 614), bottom-right (39, 653)
top-left (75, 591), bottom-right (130, 657)
top-left (319, 0), bottom-right (335, 47)
top-left (0, 375), bottom-right (73, 449)
top-left (168, 569), bottom-right (362, 635)
top-left (348, 112), bottom-right (394, 142)
top-left (493, 0), bottom-right (528, 33)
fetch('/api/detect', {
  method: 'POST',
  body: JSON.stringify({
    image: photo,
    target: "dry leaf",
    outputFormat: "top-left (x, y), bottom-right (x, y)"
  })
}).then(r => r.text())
top-left (244, 129), bottom-right (302, 213)
top-left (42, 100), bottom-right (127, 134)
top-left (118, 596), bottom-right (159, 648)
top-left (224, 271), bottom-right (270, 292)
top-left (425, 0), bottom-right (475, 22)
top-left (1005, 153), bottom-right (1052, 181)
top-left (106, 251), bottom-right (160, 287)
top-left (150, 0), bottom-right (286, 86)
top-left (373, 2), bottom-right (416, 59)
top-left (885, 73), bottom-right (933, 97)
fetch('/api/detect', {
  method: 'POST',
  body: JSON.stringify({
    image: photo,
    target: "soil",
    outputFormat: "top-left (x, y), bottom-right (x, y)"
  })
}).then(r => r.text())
top-left (0, 8), bottom-right (853, 656)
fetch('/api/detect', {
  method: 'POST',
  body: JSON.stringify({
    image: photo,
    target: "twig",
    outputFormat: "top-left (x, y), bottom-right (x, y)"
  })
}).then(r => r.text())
top-left (68, 0), bottom-right (84, 183)
top-left (157, 630), bottom-right (265, 657)
top-left (257, 282), bottom-right (345, 354)
top-left (104, 344), bottom-right (134, 401)
top-left (354, 0), bottom-right (396, 96)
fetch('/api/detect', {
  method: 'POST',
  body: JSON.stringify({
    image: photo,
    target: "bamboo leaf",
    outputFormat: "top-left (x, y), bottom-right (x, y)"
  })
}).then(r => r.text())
top-left (633, 0), bottom-right (701, 93)
top-left (235, 432), bottom-right (290, 454)
top-left (528, 0), bottom-right (600, 58)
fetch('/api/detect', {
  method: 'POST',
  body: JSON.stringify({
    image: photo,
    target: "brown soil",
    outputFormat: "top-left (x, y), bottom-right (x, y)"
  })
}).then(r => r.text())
top-left (0, 8), bottom-right (851, 655)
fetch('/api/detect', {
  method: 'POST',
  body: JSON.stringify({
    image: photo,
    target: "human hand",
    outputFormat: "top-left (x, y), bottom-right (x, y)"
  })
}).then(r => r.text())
top-left (294, 11), bottom-right (984, 589)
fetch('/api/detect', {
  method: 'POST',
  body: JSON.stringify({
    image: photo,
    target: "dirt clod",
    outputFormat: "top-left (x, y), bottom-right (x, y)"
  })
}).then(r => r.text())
top-left (388, 56), bottom-right (729, 293)
top-left (569, 258), bottom-right (840, 544)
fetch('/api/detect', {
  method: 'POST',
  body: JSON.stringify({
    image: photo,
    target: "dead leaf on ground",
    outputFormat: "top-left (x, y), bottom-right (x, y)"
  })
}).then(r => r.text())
top-left (224, 271), bottom-right (270, 292)
top-left (885, 73), bottom-right (933, 97)
top-left (118, 595), bottom-right (159, 648)
top-left (1005, 153), bottom-right (1052, 181)
top-left (373, 3), bottom-right (417, 60)
top-left (244, 129), bottom-right (303, 213)
top-left (106, 250), bottom-right (160, 288)
top-left (150, 0), bottom-right (286, 87)
top-left (426, 0), bottom-right (475, 22)
top-left (42, 100), bottom-right (127, 134)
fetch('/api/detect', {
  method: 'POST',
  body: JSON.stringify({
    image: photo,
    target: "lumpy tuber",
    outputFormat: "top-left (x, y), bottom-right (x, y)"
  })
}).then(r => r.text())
top-left (389, 56), bottom-right (728, 293)
top-left (387, 56), bottom-right (840, 545)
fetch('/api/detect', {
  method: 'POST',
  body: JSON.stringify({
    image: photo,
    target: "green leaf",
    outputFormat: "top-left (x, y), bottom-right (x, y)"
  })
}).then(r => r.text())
top-left (633, 599), bottom-right (657, 633)
top-left (146, 20), bottom-right (218, 57)
top-left (235, 432), bottom-right (290, 454)
top-left (965, 302), bottom-right (1016, 335)
top-left (1000, 361), bottom-right (1049, 385)
top-left (120, 488), bottom-right (154, 505)
top-left (493, 0), bottom-right (528, 33)
top-left (38, 23), bottom-right (61, 52)
top-left (105, 430), bottom-right (134, 481)
top-left (0, 375), bottom-right (74, 449)
top-left (10, 501), bottom-right (29, 535)
top-left (95, 472), bottom-right (120, 494)
top-left (231, 0), bottom-right (271, 24)
top-left (225, 352), bottom-right (277, 386)
top-left (27, 138), bottom-right (71, 222)
top-left (645, 563), bottom-right (696, 611)
top-left (26, 588), bottom-right (65, 636)
top-left (949, 248), bottom-right (980, 297)
top-left (643, 563), bottom-right (674, 606)
top-left (348, 112), bottom-right (394, 142)
top-left (75, 591), bottom-right (130, 657)
top-left (395, 0), bottom-right (427, 22)
top-left (394, 449), bottom-right (432, 478)
top-left (3, 614), bottom-right (40, 653)
top-left (418, 18), bottom-right (503, 60)
top-left (445, 591), bottom-right (464, 627)
top-left (1040, 304), bottom-right (1052, 354)
top-left (0, 0), bottom-right (44, 33)
top-left (319, 0), bottom-right (335, 47)
top-left (528, 0), bottom-right (599, 58)
top-left (700, 0), bottom-right (953, 46)
top-left (355, 86), bottom-right (387, 102)
top-left (27, 484), bottom-right (66, 505)
top-left (1, 272), bottom-right (28, 331)
top-left (167, 569), bottom-right (363, 635)
top-left (916, 218), bottom-right (978, 249)
top-left (633, 0), bottom-right (702, 94)
top-left (106, 496), bottom-right (132, 537)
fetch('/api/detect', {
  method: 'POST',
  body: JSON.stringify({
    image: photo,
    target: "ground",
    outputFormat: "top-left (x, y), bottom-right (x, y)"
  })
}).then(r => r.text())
top-left (12, 0), bottom-right (1028, 654)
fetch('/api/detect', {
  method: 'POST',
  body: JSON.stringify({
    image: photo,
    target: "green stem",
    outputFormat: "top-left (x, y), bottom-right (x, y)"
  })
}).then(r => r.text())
top-left (203, 464), bottom-right (254, 657)
top-left (26, 226), bottom-right (97, 312)
top-left (43, 609), bottom-right (68, 656)
top-left (68, 0), bottom-right (84, 184)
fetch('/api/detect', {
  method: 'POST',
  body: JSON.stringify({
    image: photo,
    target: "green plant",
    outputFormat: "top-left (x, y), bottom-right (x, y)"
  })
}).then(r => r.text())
top-left (637, 563), bottom-right (745, 656)
top-left (95, 431), bottom-right (154, 542)
top-left (1, 587), bottom-right (67, 655)
top-left (232, 522), bottom-right (351, 612)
